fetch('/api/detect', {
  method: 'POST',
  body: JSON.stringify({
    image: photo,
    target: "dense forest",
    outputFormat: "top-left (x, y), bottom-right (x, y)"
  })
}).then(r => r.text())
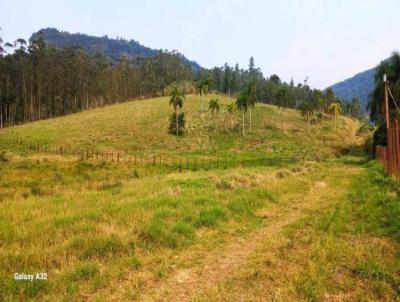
top-left (0, 30), bottom-right (361, 128)
top-left (32, 28), bottom-right (202, 73)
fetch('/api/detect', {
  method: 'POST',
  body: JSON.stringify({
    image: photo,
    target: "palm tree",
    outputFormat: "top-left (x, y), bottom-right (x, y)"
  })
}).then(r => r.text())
top-left (226, 103), bottom-right (236, 132)
top-left (236, 92), bottom-right (248, 136)
top-left (300, 100), bottom-right (315, 135)
top-left (247, 81), bottom-right (257, 133)
top-left (208, 98), bottom-right (220, 132)
top-left (196, 78), bottom-right (211, 120)
top-left (169, 86), bottom-right (185, 137)
top-left (328, 102), bottom-right (341, 129)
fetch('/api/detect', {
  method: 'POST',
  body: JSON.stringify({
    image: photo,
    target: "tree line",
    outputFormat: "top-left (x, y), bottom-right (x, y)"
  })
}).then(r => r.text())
top-left (369, 52), bottom-right (400, 146)
top-left (0, 31), bottom-right (360, 129)
top-left (0, 33), bottom-right (192, 127)
top-left (199, 56), bottom-right (361, 120)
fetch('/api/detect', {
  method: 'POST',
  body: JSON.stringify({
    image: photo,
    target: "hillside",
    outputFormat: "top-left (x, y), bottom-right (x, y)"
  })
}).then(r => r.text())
top-left (30, 28), bottom-right (202, 73)
top-left (0, 94), bottom-right (359, 159)
top-left (2, 96), bottom-right (400, 301)
top-left (329, 67), bottom-right (375, 113)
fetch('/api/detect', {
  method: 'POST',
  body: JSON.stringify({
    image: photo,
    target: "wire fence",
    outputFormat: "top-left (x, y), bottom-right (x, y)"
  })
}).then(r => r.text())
top-left (1, 135), bottom-right (325, 171)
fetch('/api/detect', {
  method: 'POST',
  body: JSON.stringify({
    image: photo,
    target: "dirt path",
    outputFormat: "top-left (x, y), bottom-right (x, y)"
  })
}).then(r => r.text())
top-left (134, 163), bottom-right (361, 302)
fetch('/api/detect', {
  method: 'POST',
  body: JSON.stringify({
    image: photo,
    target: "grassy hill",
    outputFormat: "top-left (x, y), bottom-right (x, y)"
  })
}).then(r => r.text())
top-left (1, 95), bottom-right (399, 301)
top-left (0, 94), bottom-right (359, 159)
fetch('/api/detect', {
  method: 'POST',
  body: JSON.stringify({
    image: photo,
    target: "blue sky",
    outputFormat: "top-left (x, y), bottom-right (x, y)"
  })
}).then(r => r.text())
top-left (1, 0), bottom-right (399, 88)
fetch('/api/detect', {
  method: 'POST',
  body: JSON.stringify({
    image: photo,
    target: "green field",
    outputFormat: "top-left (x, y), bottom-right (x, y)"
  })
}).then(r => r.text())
top-left (0, 95), bottom-right (399, 301)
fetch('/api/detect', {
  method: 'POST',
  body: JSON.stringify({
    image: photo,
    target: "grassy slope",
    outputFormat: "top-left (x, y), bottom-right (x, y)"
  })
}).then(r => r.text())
top-left (1, 95), bottom-right (397, 301)
top-left (0, 94), bottom-right (358, 159)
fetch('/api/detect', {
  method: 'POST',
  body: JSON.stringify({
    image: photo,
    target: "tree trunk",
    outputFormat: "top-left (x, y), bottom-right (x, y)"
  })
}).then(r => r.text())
top-left (249, 107), bottom-right (252, 133)
top-left (176, 109), bottom-right (179, 138)
top-left (334, 112), bottom-right (337, 129)
top-left (242, 111), bottom-right (245, 136)
top-left (213, 114), bottom-right (216, 133)
top-left (283, 108), bottom-right (286, 134)
top-left (201, 94), bottom-right (204, 120)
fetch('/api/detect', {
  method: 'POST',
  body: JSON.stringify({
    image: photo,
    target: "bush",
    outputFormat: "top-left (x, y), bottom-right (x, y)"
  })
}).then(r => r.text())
top-left (169, 112), bottom-right (185, 135)
top-left (372, 124), bottom-right (387, 146)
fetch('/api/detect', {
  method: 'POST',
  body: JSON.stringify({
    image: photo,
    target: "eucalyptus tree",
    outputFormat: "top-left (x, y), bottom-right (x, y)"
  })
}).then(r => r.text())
top-left (226, 103), bottom-right (236, 132)
top-left (169, 86), bottom-right (185, 137)
top-left (208, 98), bottom-right (220, 132)
top-left (328, 102), bottom-right (342, 129)
top-left (276, 85), bottom-right (291, 134)
top-left (300, 99), bottom-right (316, 135)
top-left (236, 91), bottom-right (248, 136)
top-left (350, 96), bottom-right (361, 118)
top-left (247, 81), bottom-right (257, 133)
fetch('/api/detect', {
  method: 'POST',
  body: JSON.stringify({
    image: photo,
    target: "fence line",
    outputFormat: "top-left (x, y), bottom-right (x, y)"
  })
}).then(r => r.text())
top-left (376, 119), bottom-right (400, 176)
top-left (2, 135), bottom-right (324, 171)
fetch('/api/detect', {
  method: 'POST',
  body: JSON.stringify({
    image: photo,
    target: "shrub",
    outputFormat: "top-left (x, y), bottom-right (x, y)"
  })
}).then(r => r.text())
top-left (169, 112), bottom-right (185, 135)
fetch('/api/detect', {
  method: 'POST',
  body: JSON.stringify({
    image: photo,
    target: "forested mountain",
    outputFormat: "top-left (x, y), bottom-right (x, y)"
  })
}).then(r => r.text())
top-left (30, 28), bottom-right (201, 73)
top-left (329, 67), bottom-right (375, 113)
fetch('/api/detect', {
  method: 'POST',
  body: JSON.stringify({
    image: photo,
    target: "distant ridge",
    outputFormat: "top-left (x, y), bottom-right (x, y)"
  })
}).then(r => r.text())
top-left (329, 67), bottom-right (376, 113)
top-left (30, 28), bottom-right (202, 73)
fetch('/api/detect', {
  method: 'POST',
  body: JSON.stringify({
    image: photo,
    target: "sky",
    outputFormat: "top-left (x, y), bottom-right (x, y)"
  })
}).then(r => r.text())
top-left (1, 0), bottom-right (400, 89)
